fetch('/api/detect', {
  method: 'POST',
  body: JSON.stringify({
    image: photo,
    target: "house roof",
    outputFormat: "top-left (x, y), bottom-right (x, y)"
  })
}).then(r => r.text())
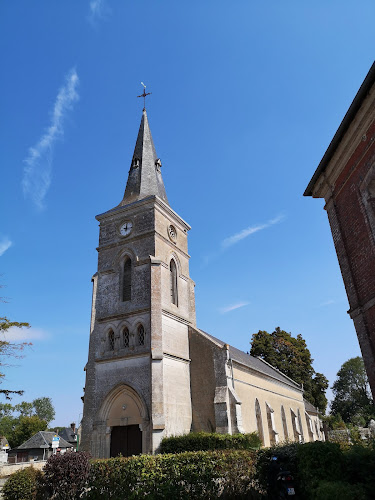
top-left (198, 329), bottom-right (302, 390)
top-left (304, 61), bottom-right (375, 197)
top-left (16, 431), bottom-right (73, 450)
top-left (58, 427), bottom-right (77, 444)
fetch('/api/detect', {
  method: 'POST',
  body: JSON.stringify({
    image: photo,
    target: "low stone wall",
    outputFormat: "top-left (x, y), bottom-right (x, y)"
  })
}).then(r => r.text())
top-left (0, 460), bottom-right (46, 478)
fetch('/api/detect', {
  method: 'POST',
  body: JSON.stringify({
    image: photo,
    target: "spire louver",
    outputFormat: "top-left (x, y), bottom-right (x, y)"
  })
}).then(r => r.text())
top-left (120, 109), bottom-right (169, 206)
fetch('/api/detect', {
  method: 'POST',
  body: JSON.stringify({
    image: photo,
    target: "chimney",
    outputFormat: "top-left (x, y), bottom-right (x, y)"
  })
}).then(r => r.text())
top-left (70, 422), bottom-right (76, 433)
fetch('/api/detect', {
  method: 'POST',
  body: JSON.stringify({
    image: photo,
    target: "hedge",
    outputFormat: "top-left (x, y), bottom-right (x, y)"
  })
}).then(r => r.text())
top-left (255, 440), bottom-right (375, 499)
top-left (159, 431), bottom-right (261, 454)
top-left (2, 466), bottom-right (43, 500)
top-left (87, 450), bottom-right (259, 499)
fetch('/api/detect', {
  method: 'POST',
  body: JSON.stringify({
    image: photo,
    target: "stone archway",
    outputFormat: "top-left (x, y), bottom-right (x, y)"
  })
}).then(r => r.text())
top-left (98, 384), bottom-right (149, 457)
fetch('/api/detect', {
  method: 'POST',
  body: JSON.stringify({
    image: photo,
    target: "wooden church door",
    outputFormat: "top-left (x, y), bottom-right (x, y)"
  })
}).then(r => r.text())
top-left (110, 425), bottom-right (142, 457)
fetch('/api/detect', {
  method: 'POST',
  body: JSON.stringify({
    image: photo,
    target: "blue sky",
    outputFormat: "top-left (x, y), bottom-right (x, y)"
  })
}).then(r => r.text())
top-left (1, 1), bottom-right (374, 426)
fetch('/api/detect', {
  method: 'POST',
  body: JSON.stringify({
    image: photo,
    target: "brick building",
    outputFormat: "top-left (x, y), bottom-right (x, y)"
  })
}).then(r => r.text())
top-left (305, 62), bottom-right (375, 398)
top-left (80, 106), bottom-right (323, 457)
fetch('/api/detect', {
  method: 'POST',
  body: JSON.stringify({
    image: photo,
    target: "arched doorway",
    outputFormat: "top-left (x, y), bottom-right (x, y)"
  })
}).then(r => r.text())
top-left (99, 384), bottom-right (148, 457)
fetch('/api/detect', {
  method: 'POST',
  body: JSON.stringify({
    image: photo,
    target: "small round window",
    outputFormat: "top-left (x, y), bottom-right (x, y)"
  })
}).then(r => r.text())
top-left (168, 225), bottom-right (177, 242)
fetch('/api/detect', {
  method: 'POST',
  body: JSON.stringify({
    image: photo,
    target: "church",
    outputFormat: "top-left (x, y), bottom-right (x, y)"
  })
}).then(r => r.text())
top-left (80, 104), bottom-right (323, 457)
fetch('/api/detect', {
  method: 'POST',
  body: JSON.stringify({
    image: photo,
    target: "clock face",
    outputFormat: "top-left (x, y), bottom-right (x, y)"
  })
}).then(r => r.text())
top-left (119, 221), bottom-right (133, 237)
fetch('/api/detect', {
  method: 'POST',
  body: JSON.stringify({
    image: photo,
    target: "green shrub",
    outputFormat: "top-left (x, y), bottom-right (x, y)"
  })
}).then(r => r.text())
top-left (254, 443), bottom-right (299, 494)
top-left (3, 467), bottom-right (42, 500)
top-left (87, 450), bottom-right (259, 499)
top-left (312, 480), bottom-right (367, 500)
top-left (40, 451), bottom-right (90, 499)
top-left (344, 443), bottom-right (375, 497)
top-left (159, 431), bottom-right (261, 454)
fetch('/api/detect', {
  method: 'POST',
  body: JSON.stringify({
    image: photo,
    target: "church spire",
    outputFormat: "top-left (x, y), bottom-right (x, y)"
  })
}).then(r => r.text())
top-left (120, 109), bottom-right (169, 206)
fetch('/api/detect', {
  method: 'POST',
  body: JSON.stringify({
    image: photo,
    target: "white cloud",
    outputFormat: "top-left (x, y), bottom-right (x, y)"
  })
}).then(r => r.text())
top-left (0, 237), bottom-right (12, 256)
top-left (220, 301), bottom-right (250, 314)
top-left (221, 214), bottom-right (285, 249)
top-left (3, 327), bottom-right (48, 342)
top-left (22, 68), bottom-right (79, 210)
top-left (89, 0), bottom-right (109, 23)
top-left (318, 299), bottom-right (336, 307)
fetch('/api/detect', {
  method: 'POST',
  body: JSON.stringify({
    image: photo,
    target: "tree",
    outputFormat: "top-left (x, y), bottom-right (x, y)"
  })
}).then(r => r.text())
top-left (10, 415), bottom-right (47, 448)
top-left (331, 356), bottom-right (375, 424)
top-left (0, 317), bottom-right (30, 399)
top-left (14, 401), bottom-right (34, 417)
top-left (250, 327), bottom-right (329, 413)
top-left (33, 397), bottom-right (55, 425)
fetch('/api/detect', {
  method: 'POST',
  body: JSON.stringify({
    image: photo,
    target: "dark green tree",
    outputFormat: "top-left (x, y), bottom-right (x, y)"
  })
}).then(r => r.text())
top-left (331, 356), bottom-right (375, 424)
top-left (33, 397), bottom-right (55, 425)
top-left (0, 317), bottom-right (30, 399)
top-left (10, 415), bottom-right (47, 448)
top-left (250, 327), bottom-right (329, 413)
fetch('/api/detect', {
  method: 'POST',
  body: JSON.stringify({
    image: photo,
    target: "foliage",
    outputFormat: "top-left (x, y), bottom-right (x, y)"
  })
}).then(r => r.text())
top-left (323, 413), bottom-right (346, 430)
top-left (87, 450), bottom-right (259, 499)
top-left (40, 451), bottom-right (91, 500)
top-left (32, 397), bottom-right (55, 425)
top-left (250, 327), bottom-right (329, 413)
top-left (0, 399), bottom-right (55, 447)
top-left (159, 431), bottom-right (261, 454)
top-left (0, 317), bottom-right (30, 399)
top-left (255, 440), bottom-right (375, 499)
top-left (14, 401), bottom-right (34, 417)
top-left (331, 357), bottom-right (375, 425)
top-left (9, 416), bottom-right (47, 449)
top-left (2, 466), bottom-right (42, 500)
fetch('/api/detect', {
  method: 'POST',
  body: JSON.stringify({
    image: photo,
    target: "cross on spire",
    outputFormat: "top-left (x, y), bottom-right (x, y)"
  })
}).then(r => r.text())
top-left (137, 82), bottom-right (152, 110)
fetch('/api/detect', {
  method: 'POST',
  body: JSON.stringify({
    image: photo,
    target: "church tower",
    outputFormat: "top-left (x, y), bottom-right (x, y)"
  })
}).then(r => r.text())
top-left (80, 107), bottom-right (196, 457)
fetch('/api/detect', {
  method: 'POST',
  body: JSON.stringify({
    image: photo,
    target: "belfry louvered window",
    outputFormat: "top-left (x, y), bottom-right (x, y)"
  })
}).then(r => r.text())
top-left (170, 259), bottom-right (178, 306)
top-left (123, 327), bottom-right (129, 348)
top-left (138, 325), bottom-right (145, 346)
top-left (122, 258), bottom-right (131, 302)
top-left (108, 330), bottom-right (115, 351)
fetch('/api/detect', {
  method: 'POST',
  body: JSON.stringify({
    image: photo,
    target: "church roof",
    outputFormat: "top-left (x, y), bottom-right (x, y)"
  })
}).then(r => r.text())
top-left (199, 330), bottom-right (302, 390)
top-left (120, 109), bottom-right (169, 206)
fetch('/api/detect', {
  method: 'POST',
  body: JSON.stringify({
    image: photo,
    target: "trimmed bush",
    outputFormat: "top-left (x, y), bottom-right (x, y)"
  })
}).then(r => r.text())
top-left (2, 466), bottom-right (42, 500)
top-left (87, 450), bottom-right (259, 499)
top-left (312, 480), bottom-right (367, 500)
top-left (40, 451), bottom-right (90, 500)
top-left (159, 431), bottom-right (261, 454)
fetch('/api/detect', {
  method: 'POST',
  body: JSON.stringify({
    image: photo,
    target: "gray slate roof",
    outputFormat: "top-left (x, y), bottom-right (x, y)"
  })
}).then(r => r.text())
top-left (58, 427), bottom-right (77, 444)
top-left (199, 329), bottom-right (302, 390)
top-left (304, 399), bottom-right (319, 414)
top-left (120, 109), bottom-right (169, 206)
top-left (16, 431), bottom-right (73, 450)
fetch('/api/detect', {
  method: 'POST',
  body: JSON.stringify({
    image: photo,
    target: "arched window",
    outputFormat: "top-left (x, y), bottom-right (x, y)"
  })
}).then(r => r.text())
top-left (298, 409), bottom-right (304, 443)
top-left (122, 327), bottom-right (129, 348)
top-left (305, 412), bottom-right (314, 441)
top-left (266, 403), bottom-right (278, 446)
top-left (255, 399), bottom-right (264, 446)
top-left (291, 409), bottom-right (301, 442)
top-left (281, 405), bottom-right (288, 441)
top-left (170, 259), bottom-right (178, 306)
top-left (138, 325), bottom-right (145, 346)
top-left (122, 258), bottom-right (131, 302)
top-left (108, 330), bottom-right (115, 351)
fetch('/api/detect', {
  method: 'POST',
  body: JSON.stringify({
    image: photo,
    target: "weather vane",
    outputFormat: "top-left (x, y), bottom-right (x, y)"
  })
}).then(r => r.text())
top-left (137, 82), bottom-right (151, 110)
